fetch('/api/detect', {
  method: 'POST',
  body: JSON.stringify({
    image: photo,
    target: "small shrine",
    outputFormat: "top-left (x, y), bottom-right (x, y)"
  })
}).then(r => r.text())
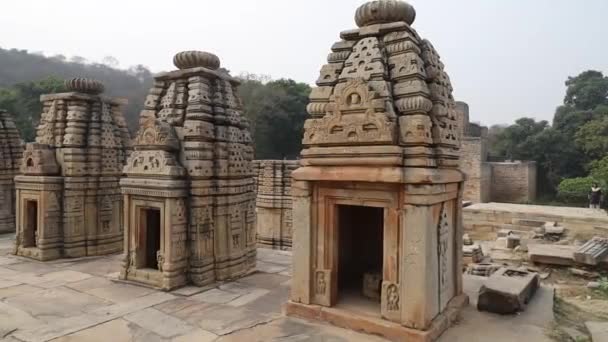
top-left (119, 51), bottom-right (256, 290)
top-left (0, 110), bottom-right (23, 234)
top-left (14, 78), bottom-right (130, 261)
top-left (285, 1), bottom-right (468, 341)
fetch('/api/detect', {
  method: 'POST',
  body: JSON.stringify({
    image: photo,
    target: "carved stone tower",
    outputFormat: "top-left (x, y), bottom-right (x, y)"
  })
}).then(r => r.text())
top-left (285, 1), bottom-right (468, 341)
top-left (119, 51), bottom-right (256, 290)
top-left (0, 110), bottom-right (23, 234)
top-left (14, 79), bottom-right (130, 261)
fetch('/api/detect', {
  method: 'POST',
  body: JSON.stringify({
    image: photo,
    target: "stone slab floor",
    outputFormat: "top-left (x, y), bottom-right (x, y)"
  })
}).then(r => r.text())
top-left (0, 233), bottom-right (554, 342)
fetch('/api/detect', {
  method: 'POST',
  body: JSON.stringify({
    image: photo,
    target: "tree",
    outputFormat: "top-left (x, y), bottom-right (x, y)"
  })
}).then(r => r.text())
top-left (101, 56), bottom-right (119, 68)
top-left (238, 76), bottom-right (311, 159)
top-left (575, 116), bottom-right (608, 160)
top-left (564, 70), bottom-right (608, 110)
top-left (0, 76), bottom-right (66, 141)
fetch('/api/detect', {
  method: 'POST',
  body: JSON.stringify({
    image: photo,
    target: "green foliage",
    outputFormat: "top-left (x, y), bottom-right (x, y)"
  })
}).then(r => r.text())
top-left (0, 47), bottom-right (153, 133)
top-left (575, 115), bottom-right (608, 160)
top-left (589, 156), bottom-right (608, 183)
top-left (491, 70), bottom-right (608, 200)
top-left (238, 75), bottom-right (311, 159)
top-left (0, 76), bottom-right (66, 141)
top-left (557, 177), bottom-right (597, 204)
top-left (564, 70), bottom-right (608, 110)
top-left (598, 277), bottom-right (608, 296)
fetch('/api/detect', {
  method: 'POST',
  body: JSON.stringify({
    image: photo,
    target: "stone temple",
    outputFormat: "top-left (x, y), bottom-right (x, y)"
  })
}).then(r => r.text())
top-left (253, 160), bottom-right (297, 250)
top-left (285, 1), bottom-right (468, 341)
top-left (14, 78), bottom-right (130, 261)
top-left (119, 51), bottom-right (256, 290)
top-left (0, 110), bottom-right (23, 234)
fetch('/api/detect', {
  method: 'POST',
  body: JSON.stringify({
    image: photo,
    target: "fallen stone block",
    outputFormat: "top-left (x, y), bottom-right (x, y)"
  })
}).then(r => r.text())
top-left (585, 321), bottom-right (608, 342)
top-left (467, 263), bottom-right (501, 277)
top-left (463, 244), bottom-right (484, 266)
top-left (528, 244), bottom-right (576, 266)
top-left (463, 233), bottom-right (473, 246)
top-left (477, 267), bottom-right (540, 315)
top-left (506, 234), bottom-right (521, 249)
top-left (569, 267), bottom-right (600, 280)
top-left (497, 229), bottom-right (513, 238)
top-left (573, 237), bottom-right (608, 266)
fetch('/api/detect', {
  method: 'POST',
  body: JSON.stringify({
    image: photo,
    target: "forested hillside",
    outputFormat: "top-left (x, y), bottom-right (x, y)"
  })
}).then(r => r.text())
top-left (0, 47), bottom-right (154, 135)
top-left (0, 47), bottom-right (311, 159)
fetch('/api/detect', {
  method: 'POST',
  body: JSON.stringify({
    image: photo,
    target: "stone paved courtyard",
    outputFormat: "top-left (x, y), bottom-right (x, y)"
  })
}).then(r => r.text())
top-left (0, 233), bottom-right (554, 342)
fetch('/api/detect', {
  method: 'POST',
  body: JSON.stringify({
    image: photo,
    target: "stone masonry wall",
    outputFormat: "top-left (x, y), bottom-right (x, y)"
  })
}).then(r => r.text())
top-left (460, 137), bottom-right (491, 203)
top-left (489, 161), bottom-right (537, 203)
top-left (253, 160), bottom-right (298, 250)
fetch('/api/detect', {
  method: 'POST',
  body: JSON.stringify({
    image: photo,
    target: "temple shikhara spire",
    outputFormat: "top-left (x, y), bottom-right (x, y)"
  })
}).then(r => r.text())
top-left (14, 78), bottom-right (130, 260)
top-left (119, 50), bottom-right (256, 290)
top-left (286, 1), bottom-right (468, 340)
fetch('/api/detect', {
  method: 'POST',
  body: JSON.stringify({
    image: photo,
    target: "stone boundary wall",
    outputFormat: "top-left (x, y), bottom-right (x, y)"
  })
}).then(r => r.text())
top-left (253, 160), bottom-right (298, 250)
top-left (489, 161), bottom-right (537, 203)
top-left (460, 137), bottom-right (491, 203)
top-left (464, 203), bottom-right (608, 240)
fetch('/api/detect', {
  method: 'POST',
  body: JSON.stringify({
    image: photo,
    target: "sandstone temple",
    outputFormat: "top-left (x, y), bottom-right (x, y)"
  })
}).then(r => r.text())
top-left (14, 79), bottom-right (130, 261)
top-left (0, 110), bottom-right (23, 234)
top-left (253, 160), bottom-right (297, 250)
top-left (119, 51), bottom-right (256, 290)
top-left (284, 1), bottom-right (468, 341)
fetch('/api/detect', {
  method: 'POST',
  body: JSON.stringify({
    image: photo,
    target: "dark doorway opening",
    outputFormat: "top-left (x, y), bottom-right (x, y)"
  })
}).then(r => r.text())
top-left (143, 208), bottom-right (161, 270)
top-left (24, 200), bottom-right (38, 248)
top-left (337, 205), bottom-right (384, 305)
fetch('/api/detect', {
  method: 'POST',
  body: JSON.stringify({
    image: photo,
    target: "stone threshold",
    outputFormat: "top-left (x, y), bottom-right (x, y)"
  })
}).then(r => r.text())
top-left (284, 294), bottom-right (468, 342)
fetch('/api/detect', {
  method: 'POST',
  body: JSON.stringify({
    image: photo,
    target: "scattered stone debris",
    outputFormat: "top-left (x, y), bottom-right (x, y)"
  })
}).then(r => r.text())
top-left (506, 234), bottom-right (521, 249)
top-left (497, 229), bottom-right (513, 238)
top-left (569, 267), bottom-right (600, 280)
top-left (587, 281), bottom-right (601, 289)
top-left (477, 267), bottom-right (540, 315)
top-left (467, 263), bottom-right (502, 277)
top-left (463, 233), bottom-right (473, 246)
top-left (463, 244), bottom-right (484, 265)
top-left (573, 236), bottom-right (608, 266)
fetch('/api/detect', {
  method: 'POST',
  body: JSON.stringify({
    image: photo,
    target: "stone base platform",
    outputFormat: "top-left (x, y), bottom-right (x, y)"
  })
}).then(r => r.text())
top-left (464, 203), bottom-right (608, 239)
top-left (285, 294), bottom-right (468, 342)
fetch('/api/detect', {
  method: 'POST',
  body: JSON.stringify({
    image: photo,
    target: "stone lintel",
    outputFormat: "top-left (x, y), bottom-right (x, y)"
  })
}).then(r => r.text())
top-left (292, 166), bottom-right (464, 184)
top-left (40, 92), bottom-right (128, 105)
top-left (155, 67), bottom-right (240, 85)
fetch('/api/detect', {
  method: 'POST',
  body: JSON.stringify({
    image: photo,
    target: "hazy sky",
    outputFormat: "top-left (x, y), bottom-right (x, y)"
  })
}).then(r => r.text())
top-left (1, 0), bottom-right (607, 126)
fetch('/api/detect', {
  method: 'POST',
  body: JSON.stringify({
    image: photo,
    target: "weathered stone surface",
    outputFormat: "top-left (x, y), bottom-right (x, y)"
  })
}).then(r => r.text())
top-left (120, 51), bottom-right (256, 290)
top-left (586, 321), bottom-right (608, 342)
top-left (0, 110), bottom-right (23, 234)
top-left (477, 267), bottom-right (540, 315)
top-left (14, 80), bottom-right (130, 261)
top-left (528, 244), bottom-right (576, 266)
top-left (253, 160), bottom-right (297, 250)
top-left (465, 203), bottom-right (608, 240)
top-left (574, 236), bottom-right (608, 266)
top-left (288, 1), bottom-right (466, 340)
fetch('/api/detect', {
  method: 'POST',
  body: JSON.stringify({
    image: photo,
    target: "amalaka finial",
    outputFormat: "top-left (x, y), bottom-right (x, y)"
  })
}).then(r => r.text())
top-left (173, 51), bottom-right (221, 70)
top-left (65, 78), bottom-right (105, 95)
top-left (355, 0), bottom-right (416, 27)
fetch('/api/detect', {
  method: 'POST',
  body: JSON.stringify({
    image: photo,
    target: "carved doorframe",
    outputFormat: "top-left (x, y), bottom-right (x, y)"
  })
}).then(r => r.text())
top-left (131, 199), bottom-right (166, 271)
top-left (312, 182), bottom-right (400, 310)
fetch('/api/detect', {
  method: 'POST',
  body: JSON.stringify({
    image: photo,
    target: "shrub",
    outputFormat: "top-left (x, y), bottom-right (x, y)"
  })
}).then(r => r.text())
top-left (557, 177), bottom-right (598, 204)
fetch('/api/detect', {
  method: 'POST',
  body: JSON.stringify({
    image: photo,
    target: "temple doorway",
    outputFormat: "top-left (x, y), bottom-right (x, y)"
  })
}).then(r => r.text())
top-left (140, 208), bottom-right (161, 270)
top-left (336, 204), bottom-right (384, 313)
top-left (23, 200), bottom-right (38, 247)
